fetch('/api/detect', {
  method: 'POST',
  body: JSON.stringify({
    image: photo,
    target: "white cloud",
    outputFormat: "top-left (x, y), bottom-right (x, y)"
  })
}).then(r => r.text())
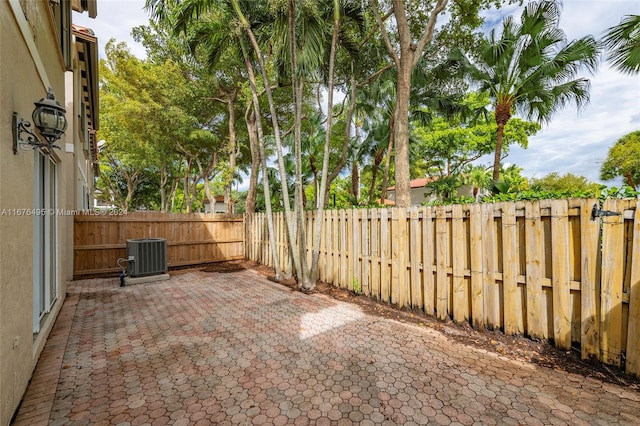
top-left (73, 0), bottom-right (150, 59)
top-left (475, 0), bottom-right (640, 185)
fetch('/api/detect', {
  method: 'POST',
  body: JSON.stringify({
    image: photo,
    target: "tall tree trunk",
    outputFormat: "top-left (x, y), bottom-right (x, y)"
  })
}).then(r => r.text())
top-left (369, 151), bottom-right (383, 203)
top-left (183, 159), bottom-right (193, 213)
top-left (232, 0), bottom-right (302, 282)
top-left (240, 36), bottom-right (284, 280)
top-left (160, 163), bottom-right (168, 212)
top-left (196, 157), bottom-right (217, 212)
top-left (370, 0), bottom-right (449, 207)
top-left (624, 171), bottom-right (637, 189)
top-left (309, 0), bottom-right (341, 288)
top-left (351, 162), bottom-right (360, 202)
top-left (493, 124), bottom-right (504, 182)
top-left (380, 112), bottom-right (395, 202)
top-left (124, 173), bottom-right (137, 214)
top-left (289, 0), bottom-right (311, 289)
top-left (393, 45), bottom-right (414, 208)
top-left (225, 92), bottom-right (238, 213)
top-left (170, 176), bottom-right (179, 213)
top-left (324, 63), bottom-right (357, 207)
top-left (493, 102), bottom-right (511, 181)
top-left (245, 108), bottom-right (260, 214)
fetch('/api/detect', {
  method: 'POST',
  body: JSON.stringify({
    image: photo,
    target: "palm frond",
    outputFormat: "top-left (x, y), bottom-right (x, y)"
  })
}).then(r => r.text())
top-left (603, 14), bottom-right (640, 75)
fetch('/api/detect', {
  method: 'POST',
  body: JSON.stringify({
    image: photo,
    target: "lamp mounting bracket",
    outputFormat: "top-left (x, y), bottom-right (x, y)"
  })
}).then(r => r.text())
top-left (12, 112), bottom-right (60, 154)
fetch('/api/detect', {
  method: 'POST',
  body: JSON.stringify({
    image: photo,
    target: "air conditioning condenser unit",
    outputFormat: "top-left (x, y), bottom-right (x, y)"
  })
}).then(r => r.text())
top-left (126, 238), bottom-right (167, 277)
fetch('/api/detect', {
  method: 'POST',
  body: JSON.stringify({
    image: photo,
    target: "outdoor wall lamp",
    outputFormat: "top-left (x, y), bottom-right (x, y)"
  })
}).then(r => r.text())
top-left (12, 88), bottom-right (67, 154)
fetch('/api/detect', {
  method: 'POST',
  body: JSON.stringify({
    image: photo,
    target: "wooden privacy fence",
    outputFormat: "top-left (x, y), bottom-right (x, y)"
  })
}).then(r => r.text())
top-left (245, 199), bottom-right (640, 376)
top-left (74, 212), bottom-right (244, 278)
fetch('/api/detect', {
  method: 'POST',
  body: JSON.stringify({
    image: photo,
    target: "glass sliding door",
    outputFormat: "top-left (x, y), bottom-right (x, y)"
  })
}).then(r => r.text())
top-left (33, 151), bottom-right (58, 334)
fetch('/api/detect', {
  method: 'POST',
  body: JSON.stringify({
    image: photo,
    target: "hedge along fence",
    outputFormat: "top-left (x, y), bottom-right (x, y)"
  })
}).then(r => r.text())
top-left (245, 198), bottom-right (640, 376)
top-left (74, 212), bottom-right (244, 278)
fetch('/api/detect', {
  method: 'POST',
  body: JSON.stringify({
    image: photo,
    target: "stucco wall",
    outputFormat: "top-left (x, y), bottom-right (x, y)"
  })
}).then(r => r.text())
top-left (0, 1), bottom-right (72, 423)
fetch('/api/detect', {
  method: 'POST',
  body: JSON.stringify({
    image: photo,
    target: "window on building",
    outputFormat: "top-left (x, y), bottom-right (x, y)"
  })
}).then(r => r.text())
top-left (50, 0), bottom-right (72, 70)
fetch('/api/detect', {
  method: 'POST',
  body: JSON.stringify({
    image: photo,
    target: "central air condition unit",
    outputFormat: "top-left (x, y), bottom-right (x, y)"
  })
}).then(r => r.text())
top-left (126, 238), bottom-right (168, 277)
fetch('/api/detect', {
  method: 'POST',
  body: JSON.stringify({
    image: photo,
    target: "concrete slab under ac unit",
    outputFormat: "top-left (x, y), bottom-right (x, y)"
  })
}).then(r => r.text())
top-left (123, 273), bottom-right (170, 286)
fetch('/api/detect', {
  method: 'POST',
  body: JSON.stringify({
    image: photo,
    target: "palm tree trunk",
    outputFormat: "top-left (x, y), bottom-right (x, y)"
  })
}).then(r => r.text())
top-left (289, 0), bottom-right (312, 289)
top-left (245, 109), bottom-right (260, 214)
top-left (369, 151), bottom-right (383, 202)
top-left (323, 64), bottom-right (357, 207)
top-left (493, 101), bottom-right (512, 181)
top-left (309, 0), bottom-right (341, 288)
top-left (493, 123), bottom-right (505, 181)
top-left (351, 162), bottom-right (360, 202)
top-left (232, 0), bottom-right (303, 282)
top-left (224, 92), bottom-right (238, 213)
top-left (239, 38), bottom-right (284, 281)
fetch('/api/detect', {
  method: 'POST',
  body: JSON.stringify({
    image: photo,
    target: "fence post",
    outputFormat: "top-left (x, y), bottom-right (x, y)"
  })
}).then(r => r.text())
top-left (626, 201), bottom-right (640, 376)
top-left (435, 205), bottom-right (448, 320)
top-left (502, 202), bottom-right (519, 334)
top-left (469, 204), bottom-right (484, 330)
top-left (452, 204), bottom-right (467, 324)
top-left (581, 199), bottom-right (601, 360)
top-left (380, 208), bottom-right (390, 302)
top-left (370, 209), bottom-right (380, 300)
top-left (422, 207), bottom-right (435, 316)
top-left (600, 198), bottom-right (625, 367)
top-left (395, 208), bottom-right (409, 308)
top-left (361, 209), bottom-right (370, 296)
top-left (482, 204), bottom-right (497, 329)
top-left (551, 200), bottom-right (571, 349)
top-left (410, 208), bottom-right (422, 309)
top-left (339, 209), bottom-right (347, 288)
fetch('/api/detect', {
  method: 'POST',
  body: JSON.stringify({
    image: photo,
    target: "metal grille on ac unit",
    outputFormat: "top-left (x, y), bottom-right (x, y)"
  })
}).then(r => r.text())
top-left (126, 238), bottom-right (167, 277)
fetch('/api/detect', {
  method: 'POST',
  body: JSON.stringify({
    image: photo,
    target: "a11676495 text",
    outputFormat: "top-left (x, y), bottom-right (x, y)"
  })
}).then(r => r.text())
top-left (1, 209), bottom-right (125, 216)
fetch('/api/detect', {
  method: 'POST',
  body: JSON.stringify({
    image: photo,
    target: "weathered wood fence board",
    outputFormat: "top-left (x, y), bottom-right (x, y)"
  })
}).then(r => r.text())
top-left (74, 213), bottom-right (244, 278)
top-left (246, 199), bottom-right (640, 376)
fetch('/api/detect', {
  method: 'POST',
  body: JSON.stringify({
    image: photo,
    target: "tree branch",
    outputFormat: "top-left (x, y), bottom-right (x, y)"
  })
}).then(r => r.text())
top-left (358, 8), bottom-right (394, 48)
top-left (368, 0), bottom-right (399, 67)
top-left (413, 0), bottom-right (449, 67)
top-left (357, 63), bottom-right (396, 88)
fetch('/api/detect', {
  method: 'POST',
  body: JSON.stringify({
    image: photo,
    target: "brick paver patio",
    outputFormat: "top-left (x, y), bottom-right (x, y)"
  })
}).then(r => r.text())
top-left (13, 268), bottom-right (640, 425)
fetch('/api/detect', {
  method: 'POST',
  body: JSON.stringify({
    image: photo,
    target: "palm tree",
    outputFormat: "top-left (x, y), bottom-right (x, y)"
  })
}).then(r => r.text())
top-left (462, 165), bottom-right (492, 201)
top-left (467, 0), bottom-right (599, 181)
top-left (603, 14), bottom-right (640, 75)
top-left (146, 0), bottom-right (289, 280)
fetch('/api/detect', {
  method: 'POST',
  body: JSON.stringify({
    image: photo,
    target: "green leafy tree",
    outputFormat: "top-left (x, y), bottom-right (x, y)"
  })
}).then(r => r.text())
top-left (135, 19), bottom-right (246, 212)
top-left (601, 130), bottom-right (640, 189)
top-left (603, 14), bottom-right (640, 75)
top-left (412, 116), bottom-right (539, 180)
top-left (466, 0), bottom-right (599, 181)
top-left (367, 0), bottom-right (498, 207)
top-left (147, 0), bottom-right (291, 278)
top-left (530, 172), bottom-right (601, 194)
top-left (99, 41), bottom-right (190, 212)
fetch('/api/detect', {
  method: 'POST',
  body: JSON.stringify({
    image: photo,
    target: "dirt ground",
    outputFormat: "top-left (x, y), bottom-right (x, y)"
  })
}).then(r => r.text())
top-left (200, 260), bottom-right (640, 391)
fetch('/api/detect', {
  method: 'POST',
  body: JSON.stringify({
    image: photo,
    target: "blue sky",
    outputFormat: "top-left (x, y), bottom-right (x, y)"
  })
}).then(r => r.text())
top-left (75, 0), bottom-right (640, 187)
